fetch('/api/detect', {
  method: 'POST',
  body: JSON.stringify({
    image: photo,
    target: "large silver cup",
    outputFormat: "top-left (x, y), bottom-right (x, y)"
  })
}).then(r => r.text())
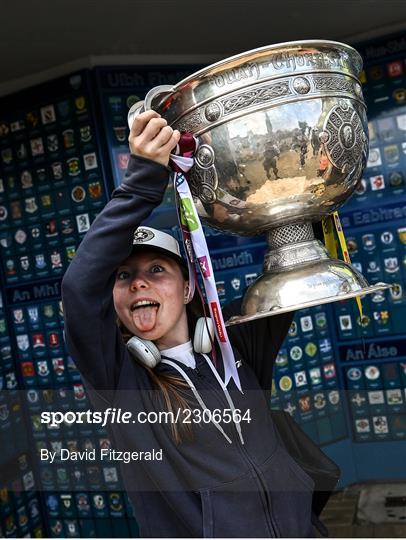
top-left (128, 40), bottom-right (390, 325)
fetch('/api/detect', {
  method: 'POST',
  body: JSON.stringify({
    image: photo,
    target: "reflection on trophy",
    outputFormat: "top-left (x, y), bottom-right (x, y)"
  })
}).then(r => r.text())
top-left (128, 40), bottom-right (390, 325)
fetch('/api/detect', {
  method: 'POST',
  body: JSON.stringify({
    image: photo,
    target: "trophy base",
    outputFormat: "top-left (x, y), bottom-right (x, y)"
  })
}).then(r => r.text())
top-left (225, 257), bottom-right (392, 326)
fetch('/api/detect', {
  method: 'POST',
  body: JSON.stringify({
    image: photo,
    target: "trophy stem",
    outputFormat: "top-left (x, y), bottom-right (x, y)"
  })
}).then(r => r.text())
top-left (263, 223), bottom-right (329, 272)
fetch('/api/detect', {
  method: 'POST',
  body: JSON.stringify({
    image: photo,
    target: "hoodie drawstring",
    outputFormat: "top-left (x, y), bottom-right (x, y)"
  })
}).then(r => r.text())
top-left (160, 358), bottom-right (232, 444)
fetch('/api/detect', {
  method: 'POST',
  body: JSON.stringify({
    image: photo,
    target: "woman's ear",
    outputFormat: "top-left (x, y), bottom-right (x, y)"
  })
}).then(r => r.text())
top-left (184, 282), bottom-right (190, 303)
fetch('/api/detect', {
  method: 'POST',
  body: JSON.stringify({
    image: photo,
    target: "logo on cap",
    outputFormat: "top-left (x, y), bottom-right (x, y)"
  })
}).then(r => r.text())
top-left (133, 228), bottom-right (155, 243)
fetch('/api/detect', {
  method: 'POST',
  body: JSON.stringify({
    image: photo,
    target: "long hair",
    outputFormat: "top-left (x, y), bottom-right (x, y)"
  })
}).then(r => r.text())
top-left (118, 291), bottom-right (205, 445)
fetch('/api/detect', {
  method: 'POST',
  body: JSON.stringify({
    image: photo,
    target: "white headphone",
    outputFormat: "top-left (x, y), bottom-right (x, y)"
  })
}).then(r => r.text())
top-left (126, 317), bottom-right (214, 368)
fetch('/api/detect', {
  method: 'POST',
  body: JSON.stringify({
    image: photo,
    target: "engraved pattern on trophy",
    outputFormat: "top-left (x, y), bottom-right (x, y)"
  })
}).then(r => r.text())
top-left (264, 243), bottom-right (327, 270)
top-left (220, 81), bottom-right (291, 116)
top-left (195, 144), bottom-right (215, 168)
top-left (264, 250), bottom-right (291, 269)
top-left (175, 110), bottom-right (204, 133)
top-left (189, 163), bottom-right (218, 204)
top-left (313, 75), bottom-right (357, 95)
top-left (322, 103), bottom-right (365, 172)
top-left (199, 184), bottom-right (217, 204)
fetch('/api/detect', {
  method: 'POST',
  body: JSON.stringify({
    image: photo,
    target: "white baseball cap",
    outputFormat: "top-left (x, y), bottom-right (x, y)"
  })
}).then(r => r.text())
top-left (132, 226), bottom-right (187, 270)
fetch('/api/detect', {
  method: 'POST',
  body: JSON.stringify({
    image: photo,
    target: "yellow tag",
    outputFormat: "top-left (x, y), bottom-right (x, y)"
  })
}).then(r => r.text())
top-left (332, 212), bottom-right (364, 320)
top-left (321, 215), bottom-right (338, 258)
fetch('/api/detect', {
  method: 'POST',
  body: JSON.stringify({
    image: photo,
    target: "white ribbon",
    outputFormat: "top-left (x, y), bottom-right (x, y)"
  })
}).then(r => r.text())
top-left (170, 151), bottom-right (243, 392)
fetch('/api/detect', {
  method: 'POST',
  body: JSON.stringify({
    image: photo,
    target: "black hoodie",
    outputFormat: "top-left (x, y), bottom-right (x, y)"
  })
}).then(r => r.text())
top-left (61, 155), bottom-right (315, 538)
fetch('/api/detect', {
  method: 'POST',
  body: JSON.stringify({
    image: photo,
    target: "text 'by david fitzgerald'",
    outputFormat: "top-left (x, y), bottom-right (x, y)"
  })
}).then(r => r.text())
top-left (40, 448), bottom-right (163, 464)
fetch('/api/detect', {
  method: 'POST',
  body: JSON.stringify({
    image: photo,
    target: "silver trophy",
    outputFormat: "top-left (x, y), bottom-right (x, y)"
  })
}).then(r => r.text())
top-left (128, 40), bottom-right (390, 325)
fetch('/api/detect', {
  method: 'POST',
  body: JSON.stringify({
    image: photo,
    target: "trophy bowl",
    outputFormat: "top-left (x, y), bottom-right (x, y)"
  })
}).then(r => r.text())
top-left (129, 40), bottom-right (390, 324)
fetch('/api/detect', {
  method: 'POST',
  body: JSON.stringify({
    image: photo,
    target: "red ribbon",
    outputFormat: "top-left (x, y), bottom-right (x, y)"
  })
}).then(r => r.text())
top-left (169, 132), bottom-right (197, 172)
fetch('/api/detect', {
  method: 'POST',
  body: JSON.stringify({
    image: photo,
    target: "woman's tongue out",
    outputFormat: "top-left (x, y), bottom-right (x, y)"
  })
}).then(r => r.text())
top-left (132, 305), bottom-right (159, 332)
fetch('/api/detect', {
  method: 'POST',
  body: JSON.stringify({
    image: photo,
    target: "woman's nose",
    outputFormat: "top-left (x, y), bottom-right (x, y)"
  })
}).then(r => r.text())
top-left (129, 274), bottom-right (149, 290)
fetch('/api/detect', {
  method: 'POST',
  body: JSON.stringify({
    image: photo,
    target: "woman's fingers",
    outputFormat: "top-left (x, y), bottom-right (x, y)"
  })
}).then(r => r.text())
top-left (137, 117), bottom-right (168, 144)
top-left (142, 129), bottom-right (180, 165)
top-left (153, 125), bottom-right (175, 147)
top-left (129, 110), bottom-right (160, 138)
top-left (159, 130), bottom-right (181, 155)
top-left (129, 110), bottom-right (181, 167)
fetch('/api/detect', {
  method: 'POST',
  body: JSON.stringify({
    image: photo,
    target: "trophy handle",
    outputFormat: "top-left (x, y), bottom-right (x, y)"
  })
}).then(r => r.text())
top-left (127, 100), bottom-right (145, 129)
top-left (127, 85), bottom-right (174, 129)
top-left (144, 84), bottom-right (174, 110)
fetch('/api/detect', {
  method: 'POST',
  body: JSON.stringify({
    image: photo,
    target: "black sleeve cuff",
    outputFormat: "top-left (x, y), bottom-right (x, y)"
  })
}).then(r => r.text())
top-left (112, 154), bottom-right (171, 200)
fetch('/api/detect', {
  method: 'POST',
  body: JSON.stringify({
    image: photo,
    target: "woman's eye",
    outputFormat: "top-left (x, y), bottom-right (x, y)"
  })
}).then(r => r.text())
top-left (150, 264), bottom-right (164, 273)
top-left (117, 270), bottom-right (130, 280)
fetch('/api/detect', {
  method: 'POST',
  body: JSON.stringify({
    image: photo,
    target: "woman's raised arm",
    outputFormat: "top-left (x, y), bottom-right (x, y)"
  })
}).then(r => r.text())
top-left (61, 112), bottom-right (180, 393)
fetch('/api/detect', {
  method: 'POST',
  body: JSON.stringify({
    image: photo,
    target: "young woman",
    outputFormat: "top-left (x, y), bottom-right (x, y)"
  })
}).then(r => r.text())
top-left (62, 111), bottom-right (316, 538)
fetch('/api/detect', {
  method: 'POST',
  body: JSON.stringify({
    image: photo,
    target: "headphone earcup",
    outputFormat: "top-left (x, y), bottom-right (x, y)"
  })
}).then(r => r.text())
top-left (127, 336), bottom-right (161, 368)
top-left (194, 317), bottom-right (214, 354)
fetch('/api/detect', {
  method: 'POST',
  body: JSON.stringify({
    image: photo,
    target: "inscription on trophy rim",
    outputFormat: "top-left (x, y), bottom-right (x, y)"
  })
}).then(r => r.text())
top-left (206, 48), bottom-right (361, 89)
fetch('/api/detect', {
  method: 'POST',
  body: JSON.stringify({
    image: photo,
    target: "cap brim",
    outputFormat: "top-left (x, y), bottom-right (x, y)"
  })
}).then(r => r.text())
top-left (131, 244), bottom-right (187, 271)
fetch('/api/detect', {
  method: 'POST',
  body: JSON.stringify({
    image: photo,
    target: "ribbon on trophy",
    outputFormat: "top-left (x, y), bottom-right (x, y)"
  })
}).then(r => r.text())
top-left (322, 212), bottom-right (364, 321)
top-left (169, 133), bottom-right (243, 392)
